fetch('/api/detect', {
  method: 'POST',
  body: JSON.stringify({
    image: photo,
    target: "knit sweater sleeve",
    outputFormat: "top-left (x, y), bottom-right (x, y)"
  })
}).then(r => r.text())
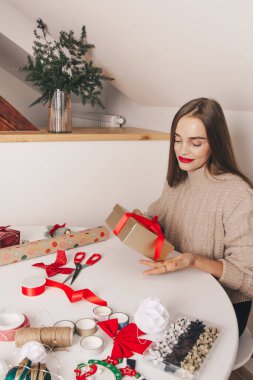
top-left (146, 182), bottom-right (169, 230)
top-left (218, 184), bottom-right (253, 299)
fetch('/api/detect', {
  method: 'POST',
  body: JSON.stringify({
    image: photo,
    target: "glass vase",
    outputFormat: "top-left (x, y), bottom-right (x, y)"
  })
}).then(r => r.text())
top-left (48, 90), bottom-right (72, 133)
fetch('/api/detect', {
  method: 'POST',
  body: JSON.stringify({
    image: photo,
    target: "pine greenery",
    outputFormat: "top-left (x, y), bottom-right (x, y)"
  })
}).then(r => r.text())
top-left (20, 19), bottom-right (114, 108)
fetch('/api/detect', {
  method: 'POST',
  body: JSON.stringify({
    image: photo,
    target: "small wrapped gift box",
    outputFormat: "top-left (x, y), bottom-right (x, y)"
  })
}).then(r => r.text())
top-left (0, 226), bottom-right (109, 266)
top-left (106, 204), bottom-right (174, 261)
top-left (0, 226), bottom-right (20, 248)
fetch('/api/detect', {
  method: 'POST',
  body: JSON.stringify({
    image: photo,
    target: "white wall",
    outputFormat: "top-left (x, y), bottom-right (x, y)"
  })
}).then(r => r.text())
top-left (0, 140), bottom-right (169, 226)
top-left (106, 86), bottom-right (253, 181)
top-left (0, 66), bottom-right (47, 128)
top-left (6, 0), bottom-right (253, 111)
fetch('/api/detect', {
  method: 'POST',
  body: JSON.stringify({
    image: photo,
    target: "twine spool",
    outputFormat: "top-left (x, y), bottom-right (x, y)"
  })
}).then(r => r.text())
top-left (15, 327), bottom-right (73, 349)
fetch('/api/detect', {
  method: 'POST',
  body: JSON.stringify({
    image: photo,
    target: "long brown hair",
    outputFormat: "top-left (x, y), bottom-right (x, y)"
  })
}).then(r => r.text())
top-left (167, 97), bottom-right (252, 188)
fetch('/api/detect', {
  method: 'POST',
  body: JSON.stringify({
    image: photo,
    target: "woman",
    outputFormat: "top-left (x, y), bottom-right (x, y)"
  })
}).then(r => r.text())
top-left (139, 97), bottom-right (253, 336)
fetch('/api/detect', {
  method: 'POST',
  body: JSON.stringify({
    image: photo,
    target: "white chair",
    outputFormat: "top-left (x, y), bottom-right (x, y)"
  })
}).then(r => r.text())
top-left (233, 327), bottom-right (253, 370)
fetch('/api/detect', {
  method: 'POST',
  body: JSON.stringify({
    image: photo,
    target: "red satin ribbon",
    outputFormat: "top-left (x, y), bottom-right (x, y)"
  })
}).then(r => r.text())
top-left (113, 213), bottom-right (164, 261)
top-left (98, 319), bottom-right (152, 359)
top-left (22, 284), bottom-right (45, 296)
top-left (49, 223), bottom-right (66, 237)
top-left (22, 278), bottom-right (107, 306)
top-left (32, 250), bottom-right (74, 277)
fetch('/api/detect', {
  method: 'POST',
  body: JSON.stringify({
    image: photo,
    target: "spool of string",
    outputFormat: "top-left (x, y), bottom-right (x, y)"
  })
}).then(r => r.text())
top-left (15, 327), bottom-right (73, 349)
top-left (4, 358), bottom-right (51, 380)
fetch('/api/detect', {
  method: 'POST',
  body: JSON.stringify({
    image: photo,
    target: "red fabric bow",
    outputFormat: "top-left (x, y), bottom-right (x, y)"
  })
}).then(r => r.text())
top-left (98, 319), bottom-right (152, 359)
top-left (32, 250), bottom-right (74, 277)
top-left (0, 225), bottom-right (11, 232)
top-left (49, 223), bottom-right (66, 237)
top-left (113, 213), bottom-right (164, 261)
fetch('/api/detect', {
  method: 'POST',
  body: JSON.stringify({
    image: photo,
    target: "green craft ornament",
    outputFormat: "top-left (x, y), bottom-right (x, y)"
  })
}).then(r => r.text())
top-left (5, 358), bottom-right (51, 380)
top-left (74, 358), bottom-right (144, 380)
top-left (89, 360), bottom-right (122, 380)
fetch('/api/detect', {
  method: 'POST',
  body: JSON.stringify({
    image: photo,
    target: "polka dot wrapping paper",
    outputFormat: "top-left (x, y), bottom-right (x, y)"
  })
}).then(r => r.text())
top-left (0, 226), bottom-right (109, 266)
top-left (144, 315), bottom-right (221, 379)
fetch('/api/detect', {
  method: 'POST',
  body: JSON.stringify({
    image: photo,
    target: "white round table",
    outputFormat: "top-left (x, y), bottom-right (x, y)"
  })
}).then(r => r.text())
top-left (0, 227), bottom-right (238, 380)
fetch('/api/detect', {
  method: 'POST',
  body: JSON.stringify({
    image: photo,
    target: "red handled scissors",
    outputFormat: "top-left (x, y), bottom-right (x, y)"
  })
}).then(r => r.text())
top-left (63, 252), bottom-right (101, 285)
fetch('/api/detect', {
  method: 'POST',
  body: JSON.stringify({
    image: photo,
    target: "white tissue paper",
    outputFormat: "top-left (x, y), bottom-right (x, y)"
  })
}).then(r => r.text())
top-left (17, 341), bottom-right (47, 364)
top-left (0, 360), bottom-right (8, 380)
top-left (134, 297), bottom-right (170, 334)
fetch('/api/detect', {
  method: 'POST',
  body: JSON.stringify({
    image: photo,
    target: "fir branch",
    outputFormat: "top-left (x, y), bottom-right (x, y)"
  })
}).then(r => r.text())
top-left (20, 18), bottom-right (114, 108)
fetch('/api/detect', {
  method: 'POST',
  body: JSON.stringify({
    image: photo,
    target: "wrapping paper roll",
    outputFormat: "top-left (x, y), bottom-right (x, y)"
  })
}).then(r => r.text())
top-left (0, 226), bottom-right (109, 266)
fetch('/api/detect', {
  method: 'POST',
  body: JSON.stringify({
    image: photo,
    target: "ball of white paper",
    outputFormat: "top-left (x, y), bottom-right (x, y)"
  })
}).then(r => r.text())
top-left (0, 360), bottom-right (8, 380)
top-left (17, 341), bottom-right (47, 364)
top-left (134, 297), bottom-right (170, 334)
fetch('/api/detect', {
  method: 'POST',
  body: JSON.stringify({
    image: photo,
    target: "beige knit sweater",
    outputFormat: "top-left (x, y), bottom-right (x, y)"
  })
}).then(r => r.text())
top-left (148, 166), bottom-right (253, 304)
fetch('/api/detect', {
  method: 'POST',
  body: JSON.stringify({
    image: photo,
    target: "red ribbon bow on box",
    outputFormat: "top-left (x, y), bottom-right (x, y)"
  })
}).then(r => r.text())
top-left (32, 250), bottom-right (74, 277)
top-left (98, 319), bottom-right (152, 359)
top-left (113, 213), bottom-right (164, 261)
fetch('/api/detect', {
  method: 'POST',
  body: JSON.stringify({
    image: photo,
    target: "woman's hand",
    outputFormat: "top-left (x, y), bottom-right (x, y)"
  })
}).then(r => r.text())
top-left (139, 253), bottom-right (195, 275)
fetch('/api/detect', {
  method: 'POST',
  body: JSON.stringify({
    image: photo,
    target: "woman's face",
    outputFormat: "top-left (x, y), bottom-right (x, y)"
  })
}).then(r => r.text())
top-left (174, 115), bottom-right (211, 172)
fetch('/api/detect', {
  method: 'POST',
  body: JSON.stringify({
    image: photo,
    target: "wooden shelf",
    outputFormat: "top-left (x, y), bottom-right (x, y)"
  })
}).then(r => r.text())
top-left (0, 127), bottom-right (170, 142)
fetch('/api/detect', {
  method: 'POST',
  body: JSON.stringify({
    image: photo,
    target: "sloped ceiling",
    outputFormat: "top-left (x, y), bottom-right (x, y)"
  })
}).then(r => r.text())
top-left (2, 0), bottom-right (253, 111)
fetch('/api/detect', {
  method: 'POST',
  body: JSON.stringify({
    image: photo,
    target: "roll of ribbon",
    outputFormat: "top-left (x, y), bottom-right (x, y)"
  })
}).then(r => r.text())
top-left (80, 335), bottom-right (104, 355)
top-left (0, 314), bottom-right (30, 342)
top-left (93, 306), bottom-right (113, 322)
top-left (109, 312), bottom-right (129, 329)
top-left (54, 320), bottom-right (75, 332)
top-left (0, 312), bottom-right (24, 331)
top-left (75, 318), bottom-right (97, 337)
top-left (22, 276), bottom-right (46, 297)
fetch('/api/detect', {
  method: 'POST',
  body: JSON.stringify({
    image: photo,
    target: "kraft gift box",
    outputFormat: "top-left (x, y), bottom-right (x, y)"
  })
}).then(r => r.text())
top-left (105, 204), bottom-right (174, 261)
top-left (0, 226), bottom-right (109, 266)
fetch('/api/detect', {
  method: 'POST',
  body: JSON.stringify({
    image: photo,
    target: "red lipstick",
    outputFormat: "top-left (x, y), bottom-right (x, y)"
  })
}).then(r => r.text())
top-left (178, 156), bottom-right (194, 163)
